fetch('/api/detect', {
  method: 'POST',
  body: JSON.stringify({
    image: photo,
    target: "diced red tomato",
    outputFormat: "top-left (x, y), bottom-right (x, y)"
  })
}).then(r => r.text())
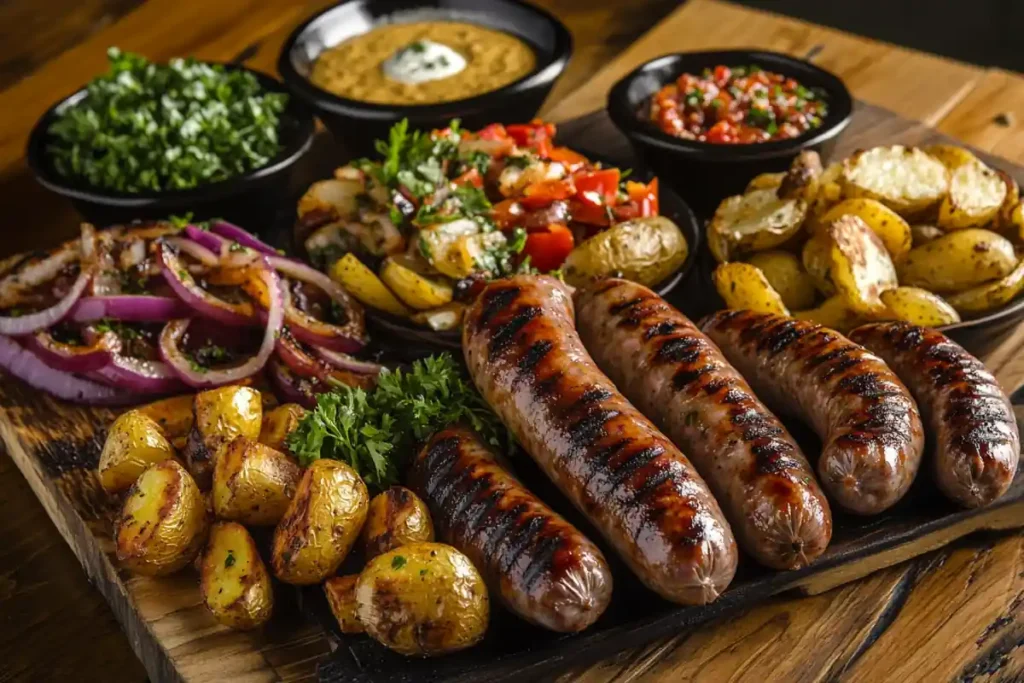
top-left (520, 178), bottom-right (576, 209)
top-left (476, 123), bottom-right (509, 141)
top-left (625, 177), bottom-right (659, 217)
top-left (574, 168), bottom-right (620, 208)
top-left (548, 146), bottom-right (590, 173)
top-left (569, 198), bottom-right (611, 226)
top-left (713, 65), bottom-right (732, 86)
top-left (491, 198), bottom-right (525, 229)
top-left (522, 224), bottom-right (574, 272)
top-left (452, 168), bottom-right (483, 188)
top-left (705, 120), bottom-right (738, 144)
top-left (506, 120), bottom-right (556, 158)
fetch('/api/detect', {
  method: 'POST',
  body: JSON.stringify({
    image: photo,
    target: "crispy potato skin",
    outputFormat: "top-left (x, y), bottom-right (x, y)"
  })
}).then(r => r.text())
top-left (184, 386), bottom-right (262, 490)
top-left (745, 172), bottom-right (785, 193)
top-left (745, 250), bottom-right (817, 310)
top-left (213, 437), bottom-right (303, 526)
top-left (879, 287), bottom-right (960, 327)
top-left (777, 150), bottom-right (823, 202)
top-left (708, 189), bottom-right (808, 263)
top-left (562, 216), bottom-right (688, 288)
top-left (115, 460), bottom-right (208, 576)
top-left (793, 296), bottom-right (865, 333)
top-left (828, 215), bottom-right (898, 315)
top-left (356, 542), bottom-right (489, 656)
top-left (946, 259), bottom-right (1024, 314)
top-left (324, 574), bottom-right (364, 634)
top-left (713, 262), bottom-right (790, 315)
top-left (897, 229), bottom-right (1017, 293)
top-left (801, 231), bottom-right (837, 296)
top-left (272, 459), bottom-right (369, 585)
top-left (819, 198), bottom-right (912, 263)
top-left (136, 395), bottom-right (195, 450)
top-left (199, 522), bottom-right (273, 630)
top-left (99, 410), bottom-right (179, 493)
top-left (258, 404), bottom-right (307, 455)
top-left (362, 486), bottom-right (435, 560)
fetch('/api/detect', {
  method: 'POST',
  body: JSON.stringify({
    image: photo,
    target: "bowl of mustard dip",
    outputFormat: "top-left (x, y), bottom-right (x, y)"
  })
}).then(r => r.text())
top-left (278, 0), bottom-right (572, 155)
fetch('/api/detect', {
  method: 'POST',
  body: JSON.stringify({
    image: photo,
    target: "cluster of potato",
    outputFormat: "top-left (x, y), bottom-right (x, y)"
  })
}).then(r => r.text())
top-left (708, 144), bottom-right (1024, 331)
top-left (99, 388), bottom-right (490, 656)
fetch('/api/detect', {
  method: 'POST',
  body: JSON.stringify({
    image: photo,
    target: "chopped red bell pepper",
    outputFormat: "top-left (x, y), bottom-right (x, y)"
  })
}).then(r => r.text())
top-left (522, 224), bottom-right (574, 272)
top-left (491, 198), bottom-right (525, 229)
top-left (626, 177), bottom-right (659, 216)
top-left (476, 123), bottom-right (509, 141)
top-left (452, 168), bottom-right (483, 188)
top-left (506, 120), bottom-right (556, 158)
top-left (574, 168), bottom-right (620, 208)
top-left (520, 178), bottom-right (576, 209)
top-left (548, 146), bottom-right (590, 173)
top-left (568, 198), bottom-right (610, 226)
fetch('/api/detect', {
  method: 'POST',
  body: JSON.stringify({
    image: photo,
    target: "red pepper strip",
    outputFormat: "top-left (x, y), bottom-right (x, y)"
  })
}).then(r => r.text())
top-left (574, 168), bottom-right (620, 208)
top-left (491, 199), bottom-right (525, 229)
top-left (476, 123), bottom-right (509, 141)
top-left (520, 178), bottom-right (576, 209)
top-left (626, 177), bottom-right (659, 217)
top-left (548, 146), bottom-right (590, 173)
top-left (506, 120), bottom-right (556, 158)
top-left (522, 224), bottom-right (575, 272)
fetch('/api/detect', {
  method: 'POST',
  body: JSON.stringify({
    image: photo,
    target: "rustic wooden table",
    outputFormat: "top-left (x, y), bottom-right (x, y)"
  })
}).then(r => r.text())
top-left (0, 1), bottom-right (1022, 681)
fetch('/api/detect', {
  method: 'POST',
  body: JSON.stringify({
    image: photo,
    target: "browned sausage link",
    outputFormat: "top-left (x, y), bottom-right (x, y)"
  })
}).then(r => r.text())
top-left (575, 279), bottom-right (832, 569)
top-left (408, 424), bottom-right (613, 632)
top-left (463, 275), bottom-right (737, 605)
top-left (701, 310), bottom-right (924, 515)
top-left (849, 321), bottom-right (1019, 508)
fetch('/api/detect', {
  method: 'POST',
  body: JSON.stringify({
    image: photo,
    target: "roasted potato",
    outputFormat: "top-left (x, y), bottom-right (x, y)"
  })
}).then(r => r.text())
top-left (410, 302), bottom-right (466, 331)
top-left (362, 486), bottom-right (435, 560)
top-left (713, 262), bottom-right (790, 316)
top-left (199, 522), bottom-right (273, 630)
top-left (562, 216), bottom-right (688, 288)
top-left (356, 543), bottom-right (489, 656)
top-left (136, 394), bottom-right (195, 450)
top-left (417, 220), bottom-right (507, 280)
top-left (184, 386), bottom-right (262, 490)
top-left (213, 437), bottom-right (302, 526)
top-left (777, 150), bottom-right (823, 202)
top-left (98, 410), bottom-right (179, 493)
top-left (330, 253), bottom-right (411, 317)
top-left (324, 574), bottom-right (364, 634)
top-left (793, 296), bottom-right (865, 333)
top-left (801, 231), bottom-right (837, 296)
top-left (745, 172), bottom-right (785, 193)
top-left (745, 250), bottom-right (817, 310)
top-left (897, 229), bottom-right (1017, 292)
top-left (924, 144), bottom-right (979, 171)
top-left (946, 259), bottom-right (1024, 314)
top-left (707, 189), bottom-right (807, 262)
top-left (937, 159), bottom-right (1007, 230)
top-left (297, 178), bottom-right (362, 223)
top-left (115, 460), bottom-right (208, 576)
top-left (818, 198), bottom-right (912, 263)
top-left (259, 404), bottom-right (306, 455)
top-left (910, 223), bottom-right (944, 245)
top-left (828, 215), bottom-right (898, 315)
top-left (996, 170), bottom-right (1020, 231)
top-left (271, 459), bottom-right (369, 585)
top-left (841, 145), bottom-right (949, 215)
top-left (878, 287), bottom-right (961, 327)
top-left (809, 161), bottom-right (844, 219)
top-left (380, 256), bottom-right (453, 310)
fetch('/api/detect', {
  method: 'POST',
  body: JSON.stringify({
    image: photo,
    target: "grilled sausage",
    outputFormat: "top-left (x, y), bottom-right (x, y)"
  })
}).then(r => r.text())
top-left (408, 425), bottom-right (612, 632)
top-left (463, 275), bottom-right (737, 605)
top-left (575, 279), bottom-right (832, 569)
top-left (701, 310), bottom-right (924, 515)
top-left (849, 322), bottom-right (1019, 508)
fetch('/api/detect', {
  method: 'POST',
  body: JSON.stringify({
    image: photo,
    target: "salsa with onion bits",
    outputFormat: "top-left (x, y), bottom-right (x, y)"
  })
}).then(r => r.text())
top-left (648, 65), bottom-right (828, 144)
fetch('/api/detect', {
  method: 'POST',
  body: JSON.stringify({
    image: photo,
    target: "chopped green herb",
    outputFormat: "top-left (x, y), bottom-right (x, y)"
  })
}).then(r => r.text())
top-left (392, 555), bottom-right (407, 569)
top-left (224, 550), bottom-right (236, 568)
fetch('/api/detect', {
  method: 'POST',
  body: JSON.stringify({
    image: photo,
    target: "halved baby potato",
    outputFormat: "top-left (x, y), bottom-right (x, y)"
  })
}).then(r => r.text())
top-left (945, 259), bottom-right (1024, 314)
top-left (937, 159), bottom-right (1007, 230)
top-left (793, 295), bottom-right (865, 333)
top-left (897, 229), bottom-right (1017, 292)
top-left (818, 198), bottom-right (912, 263)
top-left (707, 189), bottom-right (808, 262)
top-left (923, 144), bottom-right (979, 171)
top-left (99, 410), bottom-right (179, 493)
top-left (330, 253), bottom-right (412, 317)
top-left (362, 486), bottom-right (435, 560)
top-left (801, 231), bottom-right (837, 296)
top-left (879, 287), bottom-right (961, 327)
top-left (713, 262), bottom-right (790, 316)
top-left (136, 394), bottom-right (195, 450)
top-left (828, 215), bottom-right (898, 316)
top-left (324, 574), bottom-right (364, 634)
top-left (745, 172), bottom-right (785, 193)
top-left (199, 522), bottom-right (274, 630)
top-left (258, 404), bottom-right (307, 456)
top-left (745, 250), bottom-right (817, 310)
top-left (996, 170), bottom-right (1021, 231)
top-left (184, 386), bottom-right (263, 490)
top-left (809, 161), bottom-right (844, 219)
top-left (777, 150), bottom-right (823, 203)
top-left (841, 145), bottom-right (949, 215)
top-left (213, 436), bottom-right (303, 526)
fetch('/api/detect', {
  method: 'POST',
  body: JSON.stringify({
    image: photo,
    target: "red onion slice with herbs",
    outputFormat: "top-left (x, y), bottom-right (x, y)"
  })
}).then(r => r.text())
top-left (274, 330), bottom-right (376, 389)
top-left (163, 236), bottom-right (220, 267)
top-left (159, 241), bottom-right (255, 326)
top-left (92, 355), bottom-right (186, 394)
top-left (23, 328), bottom-right (118, 373)
top-left (266, 257), bottom-right (367, 352)
top-left (310, 344), bottom-right (383, 376)
top-left (211, 221), bottom-right (280, 256)
top-left (0, 335), bottom-right (126, 404)
top-left (69, 295), bottom-right (191, 323)
top-left (266, 357), bottom-right (319, 409)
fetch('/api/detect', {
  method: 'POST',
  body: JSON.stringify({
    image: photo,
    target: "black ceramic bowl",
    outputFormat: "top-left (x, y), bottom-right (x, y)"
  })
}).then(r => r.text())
top-left (607, 50), bottom-right (853, 213)
top-left (277, 0), bottom-right (572, 157)
top-left (26, 65), bottom-right (316, 232)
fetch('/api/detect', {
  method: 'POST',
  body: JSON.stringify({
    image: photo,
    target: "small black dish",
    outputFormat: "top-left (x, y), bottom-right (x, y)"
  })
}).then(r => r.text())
top-left (607, 50), bottom-right (853, 213)
top-left (26, 65), bottom-right (317, 233)
top-left (277, 0), bottom-right (572, 157)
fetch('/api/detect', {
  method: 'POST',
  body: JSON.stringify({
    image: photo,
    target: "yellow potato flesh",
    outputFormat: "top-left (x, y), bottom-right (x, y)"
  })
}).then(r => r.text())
top-left (99, 410), bottom-right (178, 493)
top-left (200, 522), bottom-right (273, 630)
top-left (713, 262), bottom-right (790, 316)
top-left (330, 253), bottom-right (411, 317)
top-left (828, 215), bottom-right (898, 316)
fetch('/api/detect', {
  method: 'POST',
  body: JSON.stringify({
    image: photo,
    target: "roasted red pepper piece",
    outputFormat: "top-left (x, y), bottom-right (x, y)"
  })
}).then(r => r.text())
top-left (522, 223), bottom-right (574, 272)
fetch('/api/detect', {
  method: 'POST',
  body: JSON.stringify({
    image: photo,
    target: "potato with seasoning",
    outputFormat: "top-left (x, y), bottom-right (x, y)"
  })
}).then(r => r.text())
top-left (828, 215), bottom-right (899, 316)
top-left (356, 543), bottom-right (489, 656)
top-left (561, 216), bottom-right (688, 288)
top-left (184, 386), bottom-right (262, 489)
top-left (946, 259), bottom-right (1024, 314)
top-left (213, 437), bottom-right (302, 526)
top-left (707, 189), bottom-right (807, 262)
top-left (272, 459), bottom-right (369, 585)
top-left (995, 170), bottom-right (1020, 231)
top-left (324, 574), bottom-right (363, 634)
top-left (745, 171), bottom-right (784, 193)
top-left (136, 394), bottom-right (195, 450)
top-left (809, 161), bottom-right (843, 219)
top-left (258, 403), bottom-right (307, 455)
top-left (362, 486), bottom-right (435, 560)
top-left (777, 150), bottom-right (823, 203)
top-left (897, 229), bottom-right (1017, 293)
top-left (841, 145), bottom-right (949, 215)
top-left (878, 287), bottom-right (961, 327)
top-left (199, 522), bottom-right (273, 630)
top-left (937, 159), bottom-right (1007, 230)
top-left (801, 231), bottom-right (837, 295)
top-left (793, 296), bottom-right (865, 333)
top-left (380, 256), bottom-right (454, 310)
top-left (910, 224), bottom-right (944, 245)
top-left (330, 253), bottom-right (412, 317)
top-left (98, 410), bottom-right (179, 493)
top-left (115, 460), bottom-right (208, 576)
top-left (713, 262), bottom-right (790, 316)
top-left (817, 198), bottom-right (912, 263)
top-left (745, 250), bottom-right (817, 310)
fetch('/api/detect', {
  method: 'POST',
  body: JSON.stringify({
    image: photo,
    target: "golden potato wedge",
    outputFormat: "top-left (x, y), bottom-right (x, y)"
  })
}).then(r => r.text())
top-left (297, 178), bottom-right (362, 222)
top-left (99, 410), bottom-right (179, 494)
top-left (828, 215), bottom-right (898, 315)
top-left (362, 486), bottom-right (435, 560)
top-left (924, 144), bottom-right (979, 171)
top-left (271, 459), bottom-right (369, 585)
top-left (800, 231), bottom-right (837, 296)
top-left (841, 145), bottom-right (949, 215)
top-left (136, 394), bottom-right (195, 450)
top-left (945, 259), bottom-right (1024, 314)
top-left (777, 150), bottom-right (823, 202)
top-left (910, 223), bottom-right (945, 245)
top-left (809, 161), bottom-right (844, 219)
top-left (324, 575), bottom-right (364, 634)
top-left (818, 198), bottom-right (912, 263)
top-left (184, 386), bottom-right (262, 490)
top-left (259, 404), bottom-right (306, 455)
top-left (330, 253), bottom-right (411, 317)
top-left (897, 229), bottom-right (1017, 292)
top-left (745, 172), bottom-right (785, 193)
top-left (199, 522), bottom-right (273, 630)
top-left (877, 287), bottom-right (961, 327)
top-left (937, 159), bottom-right (1007, 230)
top-left (380, 256), bottom-right (453, 311)
top-left (745, 250), bottom-right (817, 310)
top-left (213, 437), bottom-right (302, 526)
top-left (410, 302), bottom-right (467, 331)
top-left (356, 543), bottom-right (489, 656)
top-left (713, 262), bottom-right (790, 316)
top-left (115, 460), bottom-right (208, 576)
top-left (793, 296), bottom-right (865, 333)
top-left (707, 189), bottom-right (807, 262)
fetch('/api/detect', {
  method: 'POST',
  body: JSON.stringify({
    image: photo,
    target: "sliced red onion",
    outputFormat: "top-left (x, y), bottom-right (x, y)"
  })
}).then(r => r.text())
top-left (311, 345), bottom-right (383, 376)
top-left (211, 221), bottom-right (280, 256)
top-left (266, 357), bottom-right (318, 408)
top-left (163, 236), bottom-right (220, 267)
top-left (183, 225), bottom-right (227, 254)
top-left (92, 355), bottom-right (185, 394)
top-left (159, 241), bottom-right (255, 326)
top-left (69, 295), bottom-right (191, 323)
top-left (23, 329), bottom-right (117, 373)
top-left (0, 241), bottom-right (81, 304)
top-left (159, 259), bottom-right (284, 388)
top-left (275, 330), bottom-right (376, 389)
top-left (267, 257), bottom-right (367, 352)
top-left (0, 335), bottom-right (126, 405)
top-left (0, 226), bottom-right (94, 336)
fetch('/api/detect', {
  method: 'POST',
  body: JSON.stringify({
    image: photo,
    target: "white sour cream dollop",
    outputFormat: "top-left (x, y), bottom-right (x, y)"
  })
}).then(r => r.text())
top-left (382, 39), bottom-right (467, 85)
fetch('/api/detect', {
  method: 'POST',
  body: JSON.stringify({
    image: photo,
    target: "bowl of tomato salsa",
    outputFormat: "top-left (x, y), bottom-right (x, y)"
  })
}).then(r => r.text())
top-left (607, 50), bottom-right (852, 211)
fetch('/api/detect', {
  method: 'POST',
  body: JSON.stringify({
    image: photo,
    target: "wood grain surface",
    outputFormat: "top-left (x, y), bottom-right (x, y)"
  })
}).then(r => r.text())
top-left (0, 1), bottom-right (1023, 682)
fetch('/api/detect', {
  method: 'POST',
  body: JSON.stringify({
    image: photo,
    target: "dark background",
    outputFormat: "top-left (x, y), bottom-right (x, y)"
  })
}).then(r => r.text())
top-left (735, 0), bottom-right (1023, 71)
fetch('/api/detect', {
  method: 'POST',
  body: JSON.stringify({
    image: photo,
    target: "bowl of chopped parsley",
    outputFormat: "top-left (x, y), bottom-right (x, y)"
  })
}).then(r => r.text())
top-left (27, 48), bottom-right (316, 230)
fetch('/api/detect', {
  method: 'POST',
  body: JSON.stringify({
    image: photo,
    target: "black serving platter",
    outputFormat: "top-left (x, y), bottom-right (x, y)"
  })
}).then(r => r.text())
top-left (277, 0), bottom-right (572, 158)
top-left (26, 64), bottom-right (317, 233)
top-left (607, 50), bottom-right (853, 214)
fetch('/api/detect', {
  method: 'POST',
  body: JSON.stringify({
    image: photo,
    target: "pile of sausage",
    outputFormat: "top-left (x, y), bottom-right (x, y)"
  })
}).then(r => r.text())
top-left (409, 274), bottom-right (1019, 634)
